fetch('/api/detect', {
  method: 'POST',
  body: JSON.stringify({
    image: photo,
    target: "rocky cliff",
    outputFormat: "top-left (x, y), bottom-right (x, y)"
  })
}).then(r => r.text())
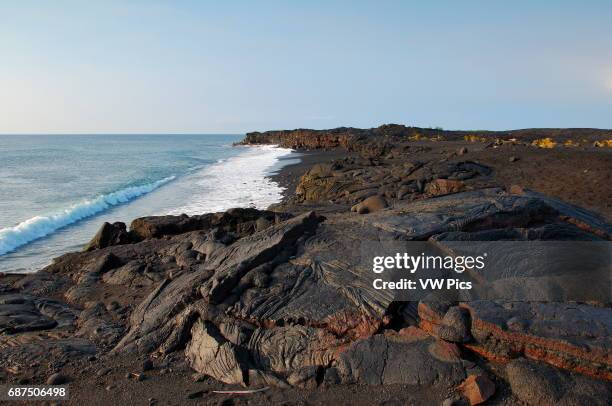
top-left (241, 124), bottom-right (612, 152)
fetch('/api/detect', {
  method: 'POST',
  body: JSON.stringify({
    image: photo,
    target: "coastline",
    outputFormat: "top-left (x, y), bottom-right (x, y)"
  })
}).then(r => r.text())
top-left (1, 126), bottom-right (611, 405)
top-left (0, 142), bottom-right (293, 273)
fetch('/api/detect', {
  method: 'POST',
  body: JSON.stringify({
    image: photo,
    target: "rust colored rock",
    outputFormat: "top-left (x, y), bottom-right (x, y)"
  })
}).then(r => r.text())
top-left (397, 326), bottom-right (430, 342)
top-left (351, 195), bottom-right (387, 214)
top-left (458, 374), bottom-right (495, 405)
top-left (428, 340), bottom-right (462, 363)
top-left (461, 301), bottom-right (612, 381)
top-left (425, 179), bottom-right (465, 196)
top-left (508, 184), bottom-right (526, 194)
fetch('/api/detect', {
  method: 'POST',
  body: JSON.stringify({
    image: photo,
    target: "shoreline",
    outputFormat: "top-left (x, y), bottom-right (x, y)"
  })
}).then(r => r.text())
top-left (1, 126), bottom-right (611, 405)
top-left (0, 142), bottom-right (293, 274)
top-left (269, 149), bottom-right (350, 205)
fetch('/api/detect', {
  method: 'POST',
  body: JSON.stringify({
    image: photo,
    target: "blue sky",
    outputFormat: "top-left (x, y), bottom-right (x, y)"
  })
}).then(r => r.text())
top-left (1, 0), bottom-right (611, 133)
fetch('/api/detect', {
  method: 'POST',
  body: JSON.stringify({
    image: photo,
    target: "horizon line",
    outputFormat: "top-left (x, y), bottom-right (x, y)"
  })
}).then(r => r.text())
top-left (2, 125), bottom-right (612, 136)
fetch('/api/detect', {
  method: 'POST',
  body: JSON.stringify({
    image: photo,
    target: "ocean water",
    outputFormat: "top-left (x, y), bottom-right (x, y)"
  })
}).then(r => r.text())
top-left (0, 134), bottom-right (296, 273)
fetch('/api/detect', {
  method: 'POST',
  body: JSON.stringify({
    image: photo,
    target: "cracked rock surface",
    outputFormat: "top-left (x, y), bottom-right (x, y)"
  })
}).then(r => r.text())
top-left (1, 126), bottom-right (611, 405)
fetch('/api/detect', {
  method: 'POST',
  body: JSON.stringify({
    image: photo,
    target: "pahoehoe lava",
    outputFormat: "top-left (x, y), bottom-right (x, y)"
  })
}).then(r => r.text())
top-left (1, 124), bottom-right (611, 405)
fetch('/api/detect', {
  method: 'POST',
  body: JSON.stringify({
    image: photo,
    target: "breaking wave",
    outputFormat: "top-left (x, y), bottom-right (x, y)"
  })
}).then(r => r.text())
top-left (167, 145), bottom-right (293, 215)
top-left (0, 176), bottom-right (175, 256)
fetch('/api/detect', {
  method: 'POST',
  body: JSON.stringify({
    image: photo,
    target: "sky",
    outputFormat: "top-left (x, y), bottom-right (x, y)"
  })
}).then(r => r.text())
top-left (0, 0), bottom-right (611, 133)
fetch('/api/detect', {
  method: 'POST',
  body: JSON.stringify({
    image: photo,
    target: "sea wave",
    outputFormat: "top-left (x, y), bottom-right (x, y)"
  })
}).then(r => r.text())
top-left (0, 176), bottom-right (175, 256)
top-left (167, 144), bottom-right (293, 215)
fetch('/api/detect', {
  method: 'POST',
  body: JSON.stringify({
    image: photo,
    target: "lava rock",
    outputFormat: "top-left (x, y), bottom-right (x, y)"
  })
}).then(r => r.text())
top-left (46, 373), bottom-right (68, 385)
top-left (457, 374), bottom-right (495, 405)
top-left (142, 359), bottom-right (154, 372)
top-left (351, 195), bottom-right (388, 214)
top-left (85, 222), bottom-right (132, 251)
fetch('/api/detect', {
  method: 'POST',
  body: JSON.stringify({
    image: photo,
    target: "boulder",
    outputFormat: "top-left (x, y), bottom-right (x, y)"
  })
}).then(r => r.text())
top-left (185, 319), bottom-right (247, 385)
top-left (351, 196), bottom-right (388, 214)
top-left (84, 222), bottom-right (132, 251)
top-left (419, 304), bottom-right (471, 343)
top-left (46, 373), bottom-right (68, 385)
top-left (457, 374), bottom-right (495, 405)
top-left (506, 358), bottom-right (612, 406)
top-left (425, 179), bottom-right (465, 196)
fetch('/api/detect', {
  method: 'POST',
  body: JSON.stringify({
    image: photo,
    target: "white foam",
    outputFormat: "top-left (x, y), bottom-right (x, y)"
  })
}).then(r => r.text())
top-left (0, 176), bottom-right (175, 256)
top-left (167, 145), bottom-right (293, 215)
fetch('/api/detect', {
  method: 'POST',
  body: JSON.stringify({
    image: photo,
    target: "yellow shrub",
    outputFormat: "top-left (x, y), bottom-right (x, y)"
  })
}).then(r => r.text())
top-left (564, 139), bottom-right (580, 147)
top-left (532, 138), bottom-right (556, 148)
top-left (464, 134), bottom-right (488, 143)
top-left (409, 132), bottom-right (424, 141)
top-left (593, 140), bottom-right (612, 148)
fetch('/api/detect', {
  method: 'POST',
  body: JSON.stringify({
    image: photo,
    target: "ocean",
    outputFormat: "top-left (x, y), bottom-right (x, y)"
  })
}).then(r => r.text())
top-left (0, 134), bottom-right (296, 273)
